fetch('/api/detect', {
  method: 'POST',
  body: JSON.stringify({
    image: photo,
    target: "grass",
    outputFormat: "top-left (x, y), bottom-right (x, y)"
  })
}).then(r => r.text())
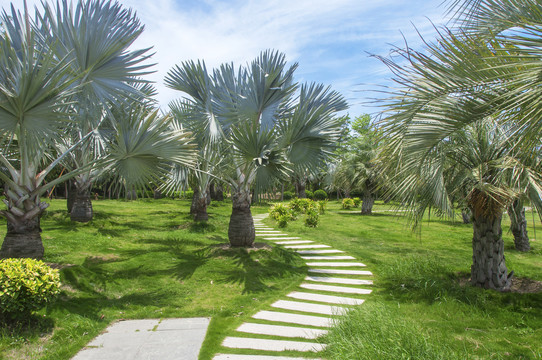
top-left (264, 201), bottom-right (542, 359)
top-left (0, 198), bottom-right (307, 360)
top-left (1, 198), bottom-right (541, 359)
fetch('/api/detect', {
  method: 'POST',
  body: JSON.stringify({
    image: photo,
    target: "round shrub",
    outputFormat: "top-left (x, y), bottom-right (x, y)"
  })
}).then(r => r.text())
top-left (305, 190), bottom-right (314, 199)
top-left (353, 197), bottom-right (361, 207)
top-left (342, 198), bottom-right (355, 209)
top-left (283, 191), bottom-right (294, 200)
top-left (313, 189), bottom-right (328, 200)
top-left (0, 258), bottom-right (60, 320)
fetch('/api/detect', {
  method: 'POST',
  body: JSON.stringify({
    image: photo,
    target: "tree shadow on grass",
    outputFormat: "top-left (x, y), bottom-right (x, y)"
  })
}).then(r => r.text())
top-left (216, 246), bottom-right (305, 294)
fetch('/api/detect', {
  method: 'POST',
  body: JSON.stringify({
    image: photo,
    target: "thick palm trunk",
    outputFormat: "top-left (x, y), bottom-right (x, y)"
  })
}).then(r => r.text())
top-left (508, 200), bottom-right (530, 252)
top-left (70, 187), bottom-right (93, 222)
top-left (0, 217), bottom-right (43, 259)
top-left (67, 180), bottom-right (76, 213)
top-left (295, 179), bottom-right (307, 198)
top-left (361, 188), bottom-right (374, 215)
top-left (210, 182), bottom-right (224, 201)
top-left (228, 190), bottom-right (255, 247)
top-left (471, 212), bottom-right (512, 291)
top-left (191, 188), bottom-right (209, 221)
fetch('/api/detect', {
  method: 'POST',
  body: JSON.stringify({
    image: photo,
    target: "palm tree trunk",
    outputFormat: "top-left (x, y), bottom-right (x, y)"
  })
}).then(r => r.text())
top-left (153, 188), bottom-right (163, 199)
top-left (461, 208), bottom-right (471, 224)
top-left (193, 190), bottom-right (209, 221)
top-left (508, 200), bottom-right (530, 252)
top-left (470, 211), bottom-right (512, 291)
top-left (228, 189), bottom-right (255, 247)
top-left (67, 179), bottom-right (76, 213)
top-left (70, 186), bottom-right (93, 222)
top-left (361, 188), bottom-right (374, 215)
top-left (210, 182), bottom-right (224, 201)
top-left (295, 179), bottom-right (307, 198)
top-left (0, 217), bottom-right (43, 259)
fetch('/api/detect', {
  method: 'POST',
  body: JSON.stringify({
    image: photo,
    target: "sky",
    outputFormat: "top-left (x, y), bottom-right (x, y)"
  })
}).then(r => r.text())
top-left (2, 0), bottom-right (451, 117)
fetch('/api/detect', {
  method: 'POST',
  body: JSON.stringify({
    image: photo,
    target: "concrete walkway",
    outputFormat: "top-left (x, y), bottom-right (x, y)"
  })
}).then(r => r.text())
top-left (72, 214), bottom-right (373, 360)
top-left (213, 214), bottom-right (373, 359)
top-left (72, 318), bottom-right (210, 360)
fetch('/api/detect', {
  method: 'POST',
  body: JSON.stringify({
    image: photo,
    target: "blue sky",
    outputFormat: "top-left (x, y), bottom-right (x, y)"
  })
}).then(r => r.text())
top-left (4, 0), bottom-right (451, 117)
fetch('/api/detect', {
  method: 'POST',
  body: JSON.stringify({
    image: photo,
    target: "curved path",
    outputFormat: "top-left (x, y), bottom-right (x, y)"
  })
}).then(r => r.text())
top-left (213, 214), bottom-right (373, 360)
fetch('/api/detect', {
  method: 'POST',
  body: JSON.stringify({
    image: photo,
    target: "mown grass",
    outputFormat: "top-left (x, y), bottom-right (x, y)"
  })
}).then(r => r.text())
top-left (0, 198), bottom-right (306, 360)
top-left (265, 201), bottom-right (542, 359)
top-left (2, 198), bottom-right (541, 359)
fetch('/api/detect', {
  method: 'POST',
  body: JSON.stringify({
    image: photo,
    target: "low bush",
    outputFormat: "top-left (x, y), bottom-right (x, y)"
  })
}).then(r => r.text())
top-left (0, 259), bottom-right (60, 321)
top-left (317, 200), bottom-right (327, 214)
top-left (305, 190), bottom-right (314, 199)
top-left (313, 189), bottom-right (328, 200)
top-left (282, 191), bottom-right (294, 200)
top-left (269, 203), bottom-right (291, 221)
top-left (353, 197), bottom-right (361, 207)
top-left (342, 198), bottom-right (355, 209)
top-left (305, 209), bottom-right (319, 227)
top-left (277, 214), bottom-right (290, 228)
top-left (290, 198), bottom-right (315, 214)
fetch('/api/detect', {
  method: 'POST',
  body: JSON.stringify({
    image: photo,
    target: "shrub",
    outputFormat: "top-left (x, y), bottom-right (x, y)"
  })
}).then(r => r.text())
top-left (305, 209), bottom-right (319, 227)
top-left (317, 200), bottom-right (327, 214)
top-left (269, 203), bottom-right (291, 221)
top-left (290, 198), bottom-right (315, 214)
top-left (342, 198), bottom-right (355, 209)
top-left (353, 197), bottom-right (361, 207)
top-left (277, 214), bottom-right (290, 228)
top-left (282, 191), bottom-right (294, 200)
top-left (183, 190), bottom-right (194, 199)
top-left (0, 259), bottom-right (60, 321)
top-left (305, 190), bottom-right (314, 199)
top-left (313, 189), bottom-right (328, 200)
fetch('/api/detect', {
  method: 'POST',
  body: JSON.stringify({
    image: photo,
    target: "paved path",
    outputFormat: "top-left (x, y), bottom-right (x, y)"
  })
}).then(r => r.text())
top-left (72, 214), bottom-right (373, 360)
top-left (214, 214), bottom-right (373, 359)
top-left (72, 318), bottom-right (210, 360)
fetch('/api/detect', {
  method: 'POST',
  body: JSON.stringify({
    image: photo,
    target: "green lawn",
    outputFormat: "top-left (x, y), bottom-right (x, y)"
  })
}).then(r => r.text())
top-left (264, 201), bottom-right (542, 359)
top-left (1, 198), bottom-right (541, 359)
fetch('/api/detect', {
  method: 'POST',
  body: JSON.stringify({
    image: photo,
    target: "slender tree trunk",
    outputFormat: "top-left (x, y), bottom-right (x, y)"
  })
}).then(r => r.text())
top-left (361, 187), bottom-right (374, 215)
top-left (461, 208), bottom-right (471, 224)
top-left (470, 211), bottom-right (512, 291)
top-left (125, 188), bottom-right (137, 200)
top-left (70, 186), bottom-right (93, 222)
top-left (508, 200), bottom-right (530, 252)
top-left (228, 189), bottom-right (255, 247)
top-left (281, 183), bottom-right (284, 201)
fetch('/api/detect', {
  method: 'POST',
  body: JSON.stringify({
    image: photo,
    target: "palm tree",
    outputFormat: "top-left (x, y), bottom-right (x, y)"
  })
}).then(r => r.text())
top-left (166, 51), bottom-right (347, 247)
top-left (38, 0), bottom-right (154, 222)
top-left (375, 0), bottom-right (542, 290)
top-left (0, 0), bottom-right (195, 259)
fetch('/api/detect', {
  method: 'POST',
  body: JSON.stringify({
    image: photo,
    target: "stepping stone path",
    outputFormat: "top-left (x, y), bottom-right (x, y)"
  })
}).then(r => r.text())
top-left (214, 214), bottom-right (373, 360)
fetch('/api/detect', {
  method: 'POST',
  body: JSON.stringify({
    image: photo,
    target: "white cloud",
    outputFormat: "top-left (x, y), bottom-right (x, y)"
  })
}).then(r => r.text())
top-left (1, 0), bottom-right (449, 115)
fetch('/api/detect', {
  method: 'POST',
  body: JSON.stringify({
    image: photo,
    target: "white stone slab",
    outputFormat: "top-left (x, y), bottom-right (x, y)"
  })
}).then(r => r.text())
top-left (222, 337), bottom-right (325, 352)
top-left (271, 300), bottom-right (348, 316)
top-left (300, 283), bottom-right (372, 295)
top-left (287, 292), bottom-right (365, 306)
top-left (252, 310), bottom-right (334, 327)
top-left (214, 355), bottom-right (321, 360)
top-left (264, 237), bottom-right (302, 240)
top-left (305, 262), bottom-right (365, 267)
top-left (295, 249), bottom-right (344, 254)
top-left (255, 231), bottom-right (283, 233)
top-left (256, 233), bottom-right (288, 237)
top-left (305, 276), bottom-right (373, 285)
top-left (284, 245), bottom-right (331, 249)
top-left (236, 323), bottom-right (327, 339)
top-left (300, 256), bottom-right (355, 260)
top-left (309, 269), bottom-right (373, 276)
top-left (275, 240), bottom-right (314, 245)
